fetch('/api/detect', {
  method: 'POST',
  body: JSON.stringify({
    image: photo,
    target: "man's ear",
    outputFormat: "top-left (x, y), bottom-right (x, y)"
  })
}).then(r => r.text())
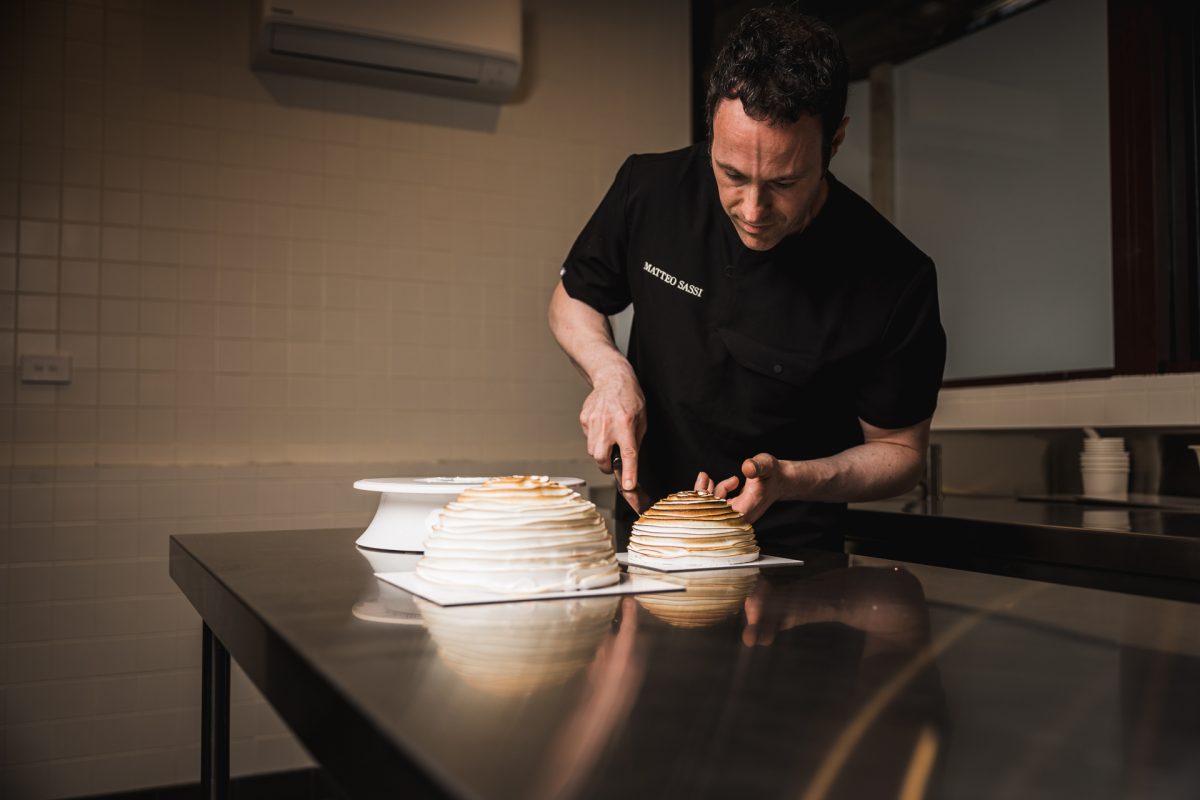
top-left (828, 116), bottom-right (849, 160)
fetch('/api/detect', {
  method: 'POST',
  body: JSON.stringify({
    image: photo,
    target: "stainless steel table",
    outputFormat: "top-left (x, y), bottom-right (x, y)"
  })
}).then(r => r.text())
top-left (171, 528), bottom-right (1200, 799)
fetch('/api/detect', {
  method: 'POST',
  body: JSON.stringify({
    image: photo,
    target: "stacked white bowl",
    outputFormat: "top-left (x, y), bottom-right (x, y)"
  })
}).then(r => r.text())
top-left (1080, 436), bottom-right (1129, 498)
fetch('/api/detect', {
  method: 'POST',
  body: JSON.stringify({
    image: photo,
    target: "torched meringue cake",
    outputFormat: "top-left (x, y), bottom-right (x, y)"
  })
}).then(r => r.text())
top-left (416, 476), bottom-right (619, 593)
top-left (628, 490), bottom-right (759, 568)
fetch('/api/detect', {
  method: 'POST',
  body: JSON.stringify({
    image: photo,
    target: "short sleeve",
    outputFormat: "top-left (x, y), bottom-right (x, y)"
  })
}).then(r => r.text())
top-left (856, 261), bottom-right (947, 429)
top-left (560, 157), bottom-right (634, 316)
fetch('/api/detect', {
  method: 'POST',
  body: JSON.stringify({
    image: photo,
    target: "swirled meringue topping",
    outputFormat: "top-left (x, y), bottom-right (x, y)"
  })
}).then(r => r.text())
top-left (628, 490), bottom-right (759, 567)
top-left (416, 476), bottom-right (619, 593)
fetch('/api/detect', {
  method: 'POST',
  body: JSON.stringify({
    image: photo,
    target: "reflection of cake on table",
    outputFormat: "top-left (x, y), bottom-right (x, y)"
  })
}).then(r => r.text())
top-left (631, 567), bottom-right (759, 628)
top-left (416, 596), bottom-right (619, 695)
top-left (352, 579), bottom-right (423, 625)
top-left (628, 491), bottom-right (759, 568)
top-left (416, 475), bottom-right (619, 593)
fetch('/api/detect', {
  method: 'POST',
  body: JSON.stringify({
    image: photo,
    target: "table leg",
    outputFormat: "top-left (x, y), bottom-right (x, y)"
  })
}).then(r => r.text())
top-left (201, 623), bottom-right (231, 799)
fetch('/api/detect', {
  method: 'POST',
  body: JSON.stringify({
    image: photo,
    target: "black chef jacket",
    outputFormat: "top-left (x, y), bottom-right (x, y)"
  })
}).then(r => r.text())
top-left (561, 143), bottom-right (946, 546)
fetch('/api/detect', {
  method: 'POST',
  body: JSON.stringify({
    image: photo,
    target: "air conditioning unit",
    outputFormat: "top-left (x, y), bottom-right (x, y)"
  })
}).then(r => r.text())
top-left (252, 0), bottom-right (522, 103)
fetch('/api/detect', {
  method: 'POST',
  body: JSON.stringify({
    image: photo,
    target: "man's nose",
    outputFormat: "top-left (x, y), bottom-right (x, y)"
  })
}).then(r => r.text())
top-left (743, 185), bottom-right (769, 221)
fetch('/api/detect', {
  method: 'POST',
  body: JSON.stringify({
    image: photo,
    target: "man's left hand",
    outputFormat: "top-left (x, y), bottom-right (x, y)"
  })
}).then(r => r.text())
top-left (693, 418), bottom-right (931, 522)
top-left (727, 453), bottom-right (786, 523)
top-left (695, 453), bottom-right (794, 524)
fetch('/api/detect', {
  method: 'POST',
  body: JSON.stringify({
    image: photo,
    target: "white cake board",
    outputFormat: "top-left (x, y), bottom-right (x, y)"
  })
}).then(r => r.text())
top-left (353, 476), bottom-right (586, 553)
top-left (615, 553), bottom-right (803, 572)
top-left (376, 570), bottom-right (683, 607)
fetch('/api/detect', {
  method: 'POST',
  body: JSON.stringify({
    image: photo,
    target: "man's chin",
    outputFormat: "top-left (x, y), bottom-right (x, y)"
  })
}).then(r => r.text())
top-left (737, 230), bottom-right (778, 251)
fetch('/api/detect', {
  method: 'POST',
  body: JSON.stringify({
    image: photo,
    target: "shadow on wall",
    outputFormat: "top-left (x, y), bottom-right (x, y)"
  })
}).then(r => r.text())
top-left (249, 12), bottom-right (539, 132)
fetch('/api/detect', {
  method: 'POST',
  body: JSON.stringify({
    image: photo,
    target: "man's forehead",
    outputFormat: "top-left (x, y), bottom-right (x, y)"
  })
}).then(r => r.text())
top-left (711, 99), bottom-right (822, 166)
top-left (715, 98), bottom-right (820, 144)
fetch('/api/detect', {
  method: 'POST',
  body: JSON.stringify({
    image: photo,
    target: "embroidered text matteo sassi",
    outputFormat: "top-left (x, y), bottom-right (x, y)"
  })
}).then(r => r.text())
top-left (644, 261), bottom-right (704, 298)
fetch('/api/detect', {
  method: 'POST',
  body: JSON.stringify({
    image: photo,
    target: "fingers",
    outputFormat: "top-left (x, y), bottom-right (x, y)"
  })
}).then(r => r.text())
top-left (742, 453), bottom-right (775, 479)
top-left (729, 493), bottom-right (749, 518)
top-left (583, 416), bottom-right (624, 477)
top-left (714, 475), bottom-right (740, 499)
top-left (720, 484), bottom-right (768, 522)
top-left (578, 380), bottom-right (647, 487)
top-left (587, 428), bottom-right (615, 474)
top-left (581, 405), bottom-right (611, 474)
top-left (729, 492), bottom-right (766, 524)
top-left (583, 410), bottom-right (638, 487)
top-left (617, 437), bottom-right (639, 492)
top-left (694, 472), bottom-right (713, 493)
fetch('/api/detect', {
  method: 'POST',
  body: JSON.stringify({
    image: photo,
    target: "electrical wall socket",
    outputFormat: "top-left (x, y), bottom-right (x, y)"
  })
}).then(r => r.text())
top-left (20, 354), bottom-right (72, 384)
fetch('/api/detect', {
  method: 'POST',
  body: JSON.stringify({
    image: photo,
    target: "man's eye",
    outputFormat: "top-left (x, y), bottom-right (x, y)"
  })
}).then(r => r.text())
top-left (772, 181), bottom-right (796, 190)
top-left (724, 171), bottom-right (746, 182)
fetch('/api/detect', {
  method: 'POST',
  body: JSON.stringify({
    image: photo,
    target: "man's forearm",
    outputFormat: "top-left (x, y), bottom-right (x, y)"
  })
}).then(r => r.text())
top-left (548, 281), bottom-right (635, 387)
top-left (549, 280), bottom-right (648, 503)
top-left (777, 441), bottom-right (925, 503)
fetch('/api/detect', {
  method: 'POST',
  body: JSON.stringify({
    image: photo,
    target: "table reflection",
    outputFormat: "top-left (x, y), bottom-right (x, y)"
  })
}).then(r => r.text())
top-left (352, 579), bottom-right (424, 626)
top-left (178, 528), bottom-right (1200, 799)
top-left (630, 567), bottom-right (760, 628)
top-left (415, 596), bottom-right (620, 696)
top-left (348, 552), bottom-right (949, 798)
top-left (545, 561), bottom-right (949, 799)
top-left (585, 563), bottom-right (950, 800)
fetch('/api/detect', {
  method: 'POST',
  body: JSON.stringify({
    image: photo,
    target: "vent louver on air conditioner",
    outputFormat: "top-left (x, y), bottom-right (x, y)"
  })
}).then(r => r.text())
top-left (252, 0), bottom-right (522, 103)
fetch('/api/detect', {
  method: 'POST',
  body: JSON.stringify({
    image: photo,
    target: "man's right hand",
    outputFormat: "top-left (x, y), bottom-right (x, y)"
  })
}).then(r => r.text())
top-left (580, 370), bottom-right (648, 512)
top-left (547, 281), bottom-right (650, 514)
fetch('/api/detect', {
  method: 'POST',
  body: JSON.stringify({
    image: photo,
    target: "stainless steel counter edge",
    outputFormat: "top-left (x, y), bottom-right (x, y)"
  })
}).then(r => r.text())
top-left (845, 505), bottom-right (1200, 596)
top-left (169, 532), bottom-right (468, 800)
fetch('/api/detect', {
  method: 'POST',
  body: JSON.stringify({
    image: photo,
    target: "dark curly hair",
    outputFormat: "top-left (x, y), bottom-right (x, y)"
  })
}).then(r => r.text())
top-left (705, 6), bottom-right (849, 168)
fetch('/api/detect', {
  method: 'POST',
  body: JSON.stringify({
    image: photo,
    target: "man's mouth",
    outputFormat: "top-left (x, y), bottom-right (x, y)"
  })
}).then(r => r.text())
top-left (739, 220), bottom-right (772, 234)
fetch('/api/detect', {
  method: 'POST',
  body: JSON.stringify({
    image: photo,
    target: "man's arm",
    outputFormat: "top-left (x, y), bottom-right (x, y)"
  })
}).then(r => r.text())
top-left (548, 281), bottom-right (650, 512)
top-left (696, 417), bottom-right (930, 523)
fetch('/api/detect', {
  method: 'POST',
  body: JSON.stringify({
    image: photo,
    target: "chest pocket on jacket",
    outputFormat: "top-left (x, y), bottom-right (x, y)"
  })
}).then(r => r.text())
top-left (714, 325), bottom-right (823, 431)
top-left (717, 326), bottom-right (817, 386)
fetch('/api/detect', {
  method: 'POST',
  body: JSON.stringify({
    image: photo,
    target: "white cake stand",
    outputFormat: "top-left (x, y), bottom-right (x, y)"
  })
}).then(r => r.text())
top-left (353, 476), bottom-right (586, 553)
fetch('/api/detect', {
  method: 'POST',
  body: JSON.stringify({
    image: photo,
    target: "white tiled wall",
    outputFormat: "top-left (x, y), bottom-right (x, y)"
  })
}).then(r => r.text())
top-left (0, 0), bottom-right (690, 797)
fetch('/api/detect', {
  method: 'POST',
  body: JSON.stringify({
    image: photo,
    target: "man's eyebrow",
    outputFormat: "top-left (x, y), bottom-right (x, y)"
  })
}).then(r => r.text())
top-left (714, 160), bottom-right (806, 181)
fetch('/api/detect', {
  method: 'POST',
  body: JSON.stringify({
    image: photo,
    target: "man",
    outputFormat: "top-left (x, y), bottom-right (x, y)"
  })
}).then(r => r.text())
top-left (548, 7), bottom-right (945, 548)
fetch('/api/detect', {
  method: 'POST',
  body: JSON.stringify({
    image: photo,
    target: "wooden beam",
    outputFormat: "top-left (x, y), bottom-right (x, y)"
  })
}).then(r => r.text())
top-left (1108, 0), bottom-right (1170, 374)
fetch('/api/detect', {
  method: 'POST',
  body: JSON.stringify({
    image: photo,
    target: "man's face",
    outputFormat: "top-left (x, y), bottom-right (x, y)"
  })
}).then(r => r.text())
top-left (710, 98), bottom-right (845, 251)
